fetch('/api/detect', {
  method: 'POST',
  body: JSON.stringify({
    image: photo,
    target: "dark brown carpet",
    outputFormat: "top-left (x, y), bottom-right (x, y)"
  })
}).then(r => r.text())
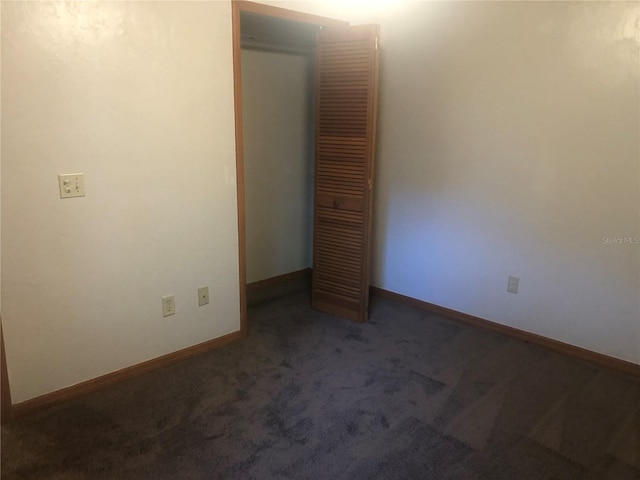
top-left (1, 291), bottom-right (639, 479)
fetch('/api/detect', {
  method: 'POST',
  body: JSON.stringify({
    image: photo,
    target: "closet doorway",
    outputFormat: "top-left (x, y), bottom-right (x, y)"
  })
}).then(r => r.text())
top-left (232, 1), bottom-right (379, 334)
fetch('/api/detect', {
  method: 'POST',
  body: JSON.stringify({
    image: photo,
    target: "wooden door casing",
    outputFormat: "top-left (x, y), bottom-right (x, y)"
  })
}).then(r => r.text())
top-left (1, 321), bottom-right (12, 424)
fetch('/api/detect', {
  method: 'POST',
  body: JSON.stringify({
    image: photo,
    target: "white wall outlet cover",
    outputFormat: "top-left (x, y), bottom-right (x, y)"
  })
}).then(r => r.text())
top-left (507, 276), bottom-right (520, 294)
top-left (58, 173), bottom-right (86, 198)
top-left (198, 286), bottom-right (209, 306)
top-left (162, 294), bottom-right (176, 317)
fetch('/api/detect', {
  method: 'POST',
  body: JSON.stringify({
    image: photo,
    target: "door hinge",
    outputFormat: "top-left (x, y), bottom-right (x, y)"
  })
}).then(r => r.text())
top-left (368, 178), bottom-right (372, 190)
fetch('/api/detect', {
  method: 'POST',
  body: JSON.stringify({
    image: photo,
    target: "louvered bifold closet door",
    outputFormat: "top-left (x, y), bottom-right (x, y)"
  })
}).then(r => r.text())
top-left (312, 24), bottom-right (380, 323)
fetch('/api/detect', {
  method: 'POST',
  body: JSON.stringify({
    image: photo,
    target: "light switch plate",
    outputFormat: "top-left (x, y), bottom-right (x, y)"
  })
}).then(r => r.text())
top-left (58, 173), bottom-right (85, 198)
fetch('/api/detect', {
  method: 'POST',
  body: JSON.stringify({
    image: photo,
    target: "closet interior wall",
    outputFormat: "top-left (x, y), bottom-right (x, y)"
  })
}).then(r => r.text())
top-left (241, 13), bottom-right (317, 294)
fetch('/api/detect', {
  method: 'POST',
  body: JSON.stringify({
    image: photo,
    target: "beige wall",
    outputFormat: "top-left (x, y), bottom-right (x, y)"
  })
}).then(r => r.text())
top-left (1, 1), bottom-right (240, 403)
top-left (377, 1), bottom-right (639, 364)
top-left (242, 49), bottom-right (314, 283)
top-left (261, 1), bottom-right (640, 364)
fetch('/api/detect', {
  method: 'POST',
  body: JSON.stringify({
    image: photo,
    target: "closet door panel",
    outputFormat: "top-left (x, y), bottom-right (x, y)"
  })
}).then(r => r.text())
top-left (312, 24), bottom-right (379, 322)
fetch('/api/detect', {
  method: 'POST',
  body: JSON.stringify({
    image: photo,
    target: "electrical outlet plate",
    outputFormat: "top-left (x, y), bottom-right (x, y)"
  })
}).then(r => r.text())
top-left (507, 276), bottom-right (520, 294)
top-left (162, 295), bottom-right (176, 317)
top-left (58, 173), bottom-right (85, 198)
top-left (198, 286), bottom-right (209, 306)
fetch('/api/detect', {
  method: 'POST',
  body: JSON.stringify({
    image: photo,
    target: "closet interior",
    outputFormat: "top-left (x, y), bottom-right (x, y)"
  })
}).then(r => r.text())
top-left (241, 12), bottom-right (318, 304)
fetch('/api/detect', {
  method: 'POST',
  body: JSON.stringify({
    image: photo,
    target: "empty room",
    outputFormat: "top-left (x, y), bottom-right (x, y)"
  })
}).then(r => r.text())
top-left (1, 1), bottom-right (638, 479)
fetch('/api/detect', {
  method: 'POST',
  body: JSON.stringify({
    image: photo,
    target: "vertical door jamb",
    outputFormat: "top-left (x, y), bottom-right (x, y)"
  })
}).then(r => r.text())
top-left (231, 1), bottom-right (248, 337)
top-left (1, 320), bottom-right (12, 424)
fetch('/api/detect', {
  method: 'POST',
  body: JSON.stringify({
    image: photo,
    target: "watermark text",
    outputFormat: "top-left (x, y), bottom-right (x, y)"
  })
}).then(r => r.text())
top-left (602, 236), bottom-right (639, 245)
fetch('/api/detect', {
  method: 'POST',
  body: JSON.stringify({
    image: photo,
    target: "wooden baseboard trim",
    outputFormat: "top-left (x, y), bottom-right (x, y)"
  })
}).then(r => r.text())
top-left (12, 330), bottom-right (243, 418)
top-left (246, 268), bottom-right (312, 293)
top-left (246, 269), bottom-right (312, 306)
top-left (370, 287), bottom-right (640, 378)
